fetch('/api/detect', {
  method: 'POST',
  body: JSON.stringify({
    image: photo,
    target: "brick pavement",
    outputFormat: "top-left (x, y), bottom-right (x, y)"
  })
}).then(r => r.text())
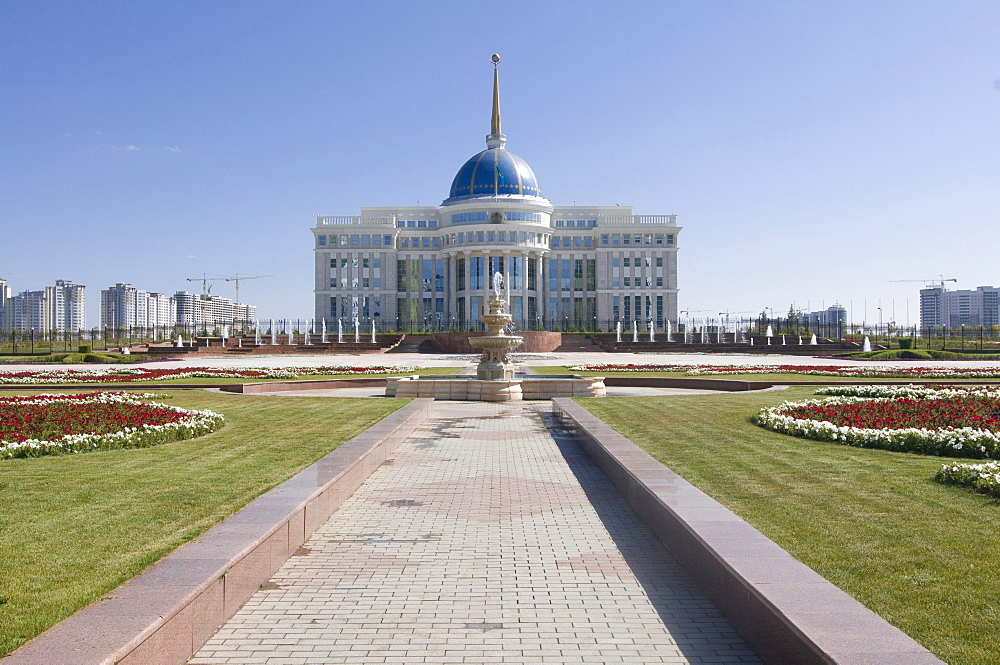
top-left (189, 402), bottom-right (759, 664)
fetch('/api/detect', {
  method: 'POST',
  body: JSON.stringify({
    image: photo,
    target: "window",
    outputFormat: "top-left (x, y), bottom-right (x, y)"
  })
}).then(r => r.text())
top-left (318, 236), bottom-right (326, 246)
top-left (584, 237), bottom-right (592, 247)
top-left (655, 235), bottom-right (663, 245)
top-left (330, 259), bottom-right (337, 268)
top-left (477, 232), bottom-right (484, 242)
top-left (433, 237), bottom-right (441, 247)
top-left (601, 234), bottom-right (609, 245)
top-left (351, 258), bottom-right (358, 268)
top-left (362, 235), bottom-right (370, 246)
top-left (656, 277), bottom-right (663, 287)
top-left (422, 237), bottom-right (430, 248)
top-left (487, 231), bottom-right (495, 242)
top-left (519, 232), bottom-right (526, 243)
top-left (645, 234), bottom-right (652, 245)
top-left (459, 232), bottom-right (465, 243)
top-left (623, 234), bottom-right (631, 245)
top-left (362, 277), bottom-right (370, 288)
top-left (340, 235), bottom-right (348, 246)
top-left (401, 238), bottom-right (409, 247)
top-left (612, 235), bottom-right (621, 246)
top-left (667, 234), bottom-right (674, 245)
top-left (374, 277), bottom-right (381, 289)
top-left (573, 237), bottom-right (582, 247)
top-left (363, 258), bottom-right (370, 268)
top-left (612, 256), bottom-right (620, 268)
top-left (373, 235), bottom-right (381, 246)
top-left (374, 257), bottom-right (381, 268)
top-left (417, 220), bottom-right (427, 228)
top-left (384, 235), bottom-right (392, 245)
top-left (624, 277), bottom-right (631, 287)
top-left (341, 259), bottom-right (347, 268)
top-left (656, 257), bottom-right (663, 267)
top-left (645, 257), bottom-right (651, 268)
top-left (351, 235), bottom-right (359, 245)
top-left (624, 257), bottom-right (631, 268)
top-left (634, 235), bottom-right (642, 244)
top-left (555, 220), bottom-right (565, 227)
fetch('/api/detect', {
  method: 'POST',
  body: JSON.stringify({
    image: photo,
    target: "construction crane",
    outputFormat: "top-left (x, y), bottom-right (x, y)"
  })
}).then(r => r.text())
top-left (185, 273), bottom-right (222, 298)
top-left (223, 273), bottom-right (272, 306)
top-left (890, 276), bottom-right (957, 289)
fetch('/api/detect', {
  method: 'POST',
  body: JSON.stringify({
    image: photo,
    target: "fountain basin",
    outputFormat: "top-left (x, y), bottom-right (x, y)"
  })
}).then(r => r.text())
top-left (386, 375), bottom-right (606, 401)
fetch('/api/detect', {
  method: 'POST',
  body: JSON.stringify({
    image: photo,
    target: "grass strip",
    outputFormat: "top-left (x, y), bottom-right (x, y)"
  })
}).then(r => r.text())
top-left (581, 388), bottom-right (1000, 665)
top-left (0, 391), bottom-right (405, 656)
top-left (533, 365), bottom-right (999, 383)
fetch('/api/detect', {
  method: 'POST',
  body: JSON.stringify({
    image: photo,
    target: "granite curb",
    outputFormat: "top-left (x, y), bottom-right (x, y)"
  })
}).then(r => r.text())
top-left (4, 398), bottom-right (435, 665)
top-left (551, 397), bottom-right (944, 665)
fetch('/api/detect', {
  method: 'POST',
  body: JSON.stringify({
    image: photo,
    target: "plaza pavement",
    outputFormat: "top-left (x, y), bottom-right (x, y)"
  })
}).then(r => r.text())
top-left (188, 401), bottom-right (761, 664)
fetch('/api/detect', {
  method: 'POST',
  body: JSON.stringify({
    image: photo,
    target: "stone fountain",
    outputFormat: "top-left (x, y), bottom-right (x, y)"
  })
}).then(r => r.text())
top-left (387, 273), bottom-right (604, 401)
top-left (468, 274), bottom-right (522, 380)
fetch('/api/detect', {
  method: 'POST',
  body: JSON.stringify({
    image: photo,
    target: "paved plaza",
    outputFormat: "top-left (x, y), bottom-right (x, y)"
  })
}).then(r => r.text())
top-left (188, 401), bottom-right (760, 664)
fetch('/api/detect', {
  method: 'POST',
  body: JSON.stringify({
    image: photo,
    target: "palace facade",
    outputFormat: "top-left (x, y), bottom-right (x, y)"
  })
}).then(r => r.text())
top-left (313, 58), bottom-right (680, 332)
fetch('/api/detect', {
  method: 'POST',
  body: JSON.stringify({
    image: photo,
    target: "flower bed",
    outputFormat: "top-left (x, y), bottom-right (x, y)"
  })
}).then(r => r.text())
top-left (0, 365), bottom-right (415, 385)
top-left (935, 461), bottom-right (1000, 498)
top-left (753, 386), bottom-right (1000, 458)
top-left (568, 363), bottom-right (1000, 379)
top-left (1, 392), bottom-right (224, 458)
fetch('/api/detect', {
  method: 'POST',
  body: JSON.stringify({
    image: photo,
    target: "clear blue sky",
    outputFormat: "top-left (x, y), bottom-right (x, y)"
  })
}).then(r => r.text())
top-left (3, 1), bottom-right (999, 326)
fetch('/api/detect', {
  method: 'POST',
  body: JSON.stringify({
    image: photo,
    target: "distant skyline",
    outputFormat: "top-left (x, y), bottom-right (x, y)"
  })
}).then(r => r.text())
top-left (3, 1), bottom-right (999, 327)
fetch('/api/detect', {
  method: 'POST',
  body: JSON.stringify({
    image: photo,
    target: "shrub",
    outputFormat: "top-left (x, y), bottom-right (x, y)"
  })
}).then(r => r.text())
top-left (77, 345), bottom-right (92, 354)
top-left (897, 338), bottom-right (915, 349)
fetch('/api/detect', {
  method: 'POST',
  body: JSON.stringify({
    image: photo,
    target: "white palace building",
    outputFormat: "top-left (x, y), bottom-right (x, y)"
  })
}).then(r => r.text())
top-left (312, 57), bottom-right (680, 332)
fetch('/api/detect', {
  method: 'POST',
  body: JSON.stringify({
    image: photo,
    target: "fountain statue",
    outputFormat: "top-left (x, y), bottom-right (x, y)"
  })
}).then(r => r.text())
top-left (353, 317), bottom-right (360, 343)
top-left (649, 319), bottom-right (655, 342)
top-left (321, 319), bottom-right (327, 344)
top-left (386, 273), bottom-right (604, 401)
top-left (338, 319), bottom-right (343, 344)
top-left (616, 320), bottom-right (622, 343)
top-left (469, 273), bottom-right (523, 380)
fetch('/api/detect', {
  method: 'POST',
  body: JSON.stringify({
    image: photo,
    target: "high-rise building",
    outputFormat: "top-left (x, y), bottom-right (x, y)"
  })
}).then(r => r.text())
top-left (312, 59), bottom-right (680, 331)
top-left (46, 280), bottom-right (86, 332)
top-left (0, 278), bottom-right (10, 329)
top-left (101, 283), bottom-right (177, 329)
top-left (920, 286), bottom-right (1000, 328)
top-left (172, 292), bottom-right (255, 329)
top-left (3, 280), bottom-right (86, 333)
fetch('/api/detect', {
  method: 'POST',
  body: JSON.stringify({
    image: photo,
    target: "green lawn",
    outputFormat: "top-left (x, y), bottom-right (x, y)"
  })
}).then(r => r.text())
top-left (581, 388), bottom-right (1000, 665)
top-left (0, 366), bottom-right (460, 387)
top-left (533, 364), bottom-right (1000, 383)
top-left (0, 391), bottom-right (406, 656)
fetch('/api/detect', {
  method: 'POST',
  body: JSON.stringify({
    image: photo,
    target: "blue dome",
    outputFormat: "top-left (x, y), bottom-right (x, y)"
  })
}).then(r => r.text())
top-left (445, 148), bottom-right (542, 203)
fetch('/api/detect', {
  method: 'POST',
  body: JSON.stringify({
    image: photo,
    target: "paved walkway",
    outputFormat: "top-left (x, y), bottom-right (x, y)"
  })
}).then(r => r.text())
top-left (189, 402), bottom-right (760, 664)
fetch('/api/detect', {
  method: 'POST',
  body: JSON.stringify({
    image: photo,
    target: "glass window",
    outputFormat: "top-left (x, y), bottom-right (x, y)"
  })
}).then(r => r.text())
top-left (318, 236), bottom-right (326, 246)
top-left (645, 234), bottom-right (653, 245)
top-left (656, 277), bottom-right (663, 287)
top-left (341, 258), bottom-right (347, 268)
top-left (417, 220), bottom-right (427, 228)
top-left (612, 256), bottom-right (620, 268)
top-left (623, 234), bottom-right (631, 245)
top-left (624, 277), bottom-right (631, 287)
top-left (340, 235), bottom-right (348, 245)
top-left (373, 235), bottom-right (381, 246)
top-left (656, 257), bottom-right (663, 267)
top-left (487, 231), bottom-right (495, 242)
top-left (401, 238), bottom-right (409, 247)
top-left (499, 231), bottom-right (506, 242)
top-left (361, 235), bottom-right (370, 246)
top-left (374, 257), bottom-right (381, 268)
top-left (519, 232), bottom-right (526, 243)
top-left (612, 234), bottom-right (621, 246)
top-left (601, 234), bottom-right (609, 245)
top-left (477, 232), bottom-right (484, 242)
top-left (624, 257), bottom-right (631, 268)
top-left (384, 235), bottom-right (392, 245)
top-left (362, 277), bottom-right (369, 288)
top-left (351, 235), bottom-right (359, 245)
top-left (573, 237), bottom-right (582, 247)
top-left (352, 258), bottom-right (358, 268)
top-left (422, 237), bottom-right (430, 247)
top-left (363, 258), bottom-right (370, 268)
top-left (433, 237), bottom-right (441, 247)
top-left (459, 232), bottom-right (465, 243)
top-left (584, 237), bottom-right (592, 247)
top-left (555, 220), bottom-right (564, 227)
top-left (667, 234), bottom-right (674, 245)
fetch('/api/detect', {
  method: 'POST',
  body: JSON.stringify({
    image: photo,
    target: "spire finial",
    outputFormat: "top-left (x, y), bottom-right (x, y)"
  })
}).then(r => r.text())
top-left (487, 54), bottom-right (506, 149)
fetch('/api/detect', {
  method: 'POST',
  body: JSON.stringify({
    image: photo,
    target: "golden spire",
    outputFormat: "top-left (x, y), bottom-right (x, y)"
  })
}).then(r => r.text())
top-left (491, 54), bottom-right (502, 136)
top-left (486, 54), bottom-right (506, 149)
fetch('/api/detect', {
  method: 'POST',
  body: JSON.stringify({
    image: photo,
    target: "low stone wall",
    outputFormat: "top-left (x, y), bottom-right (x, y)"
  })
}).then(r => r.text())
top-left (387, 376), bottom-right (605, 400)
top-left (431, 331), bottom-right (561, 353)
top-left (4, 399), bottom-right (435, 665)
top-left (551, 398), bottom-right (943, 665)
